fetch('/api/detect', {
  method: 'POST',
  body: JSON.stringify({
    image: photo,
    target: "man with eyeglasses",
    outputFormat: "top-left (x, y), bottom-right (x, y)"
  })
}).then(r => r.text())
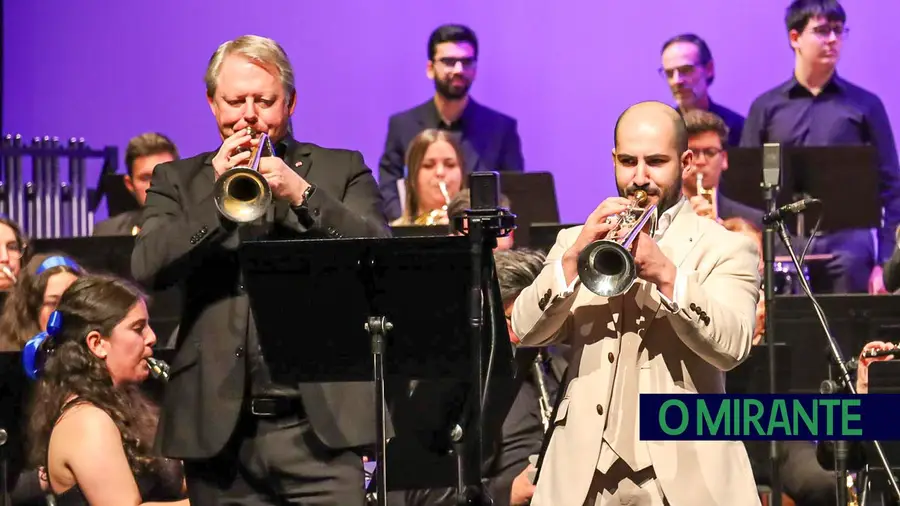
top-left (378, 24), bottom-right (525, 221)
top-left (741, 0), bottom-right (900, 295)
top-left (659, 33), bottom-right (744, 147)
top-left (682, 110), bottom-right (764, 228)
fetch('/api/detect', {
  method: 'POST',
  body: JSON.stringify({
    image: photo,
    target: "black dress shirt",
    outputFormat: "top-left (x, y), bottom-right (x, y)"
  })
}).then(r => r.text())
top-left (740, 73), bottom-right (900, 263)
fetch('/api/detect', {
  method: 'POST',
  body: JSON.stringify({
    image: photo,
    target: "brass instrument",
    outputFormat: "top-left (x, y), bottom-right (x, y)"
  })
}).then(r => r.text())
top-left (0, 265), bottom-right (16, 284)
top-left (577, 190), bottom-right (658, 297)
top-left (413, 180), bottom-right (451, 225)
top-left (213, 128), bottom-right (275, 223)
top-left (533, 351), bottom-right (553, 432)
top-left (697, 173), bottom-right (718, 219)
top-left (146, 356), bottom-right (170, 382)
top-left (847, 473), bottom-right (859, 506)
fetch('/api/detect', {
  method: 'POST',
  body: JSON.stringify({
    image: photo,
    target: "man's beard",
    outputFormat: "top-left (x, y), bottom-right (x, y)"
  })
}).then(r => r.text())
top-left (434, 77), bottom-right (471, 101)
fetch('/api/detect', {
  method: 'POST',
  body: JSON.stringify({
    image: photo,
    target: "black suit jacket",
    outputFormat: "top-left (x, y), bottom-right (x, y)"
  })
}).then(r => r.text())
top-left (718, 194), bottom-right (765, 229)
top-left (378, 98), bottom-right (525, 221)
top-left (93, 209), bottom-right (142, 236)
top-left (132, 137), bottom-right (391, 459)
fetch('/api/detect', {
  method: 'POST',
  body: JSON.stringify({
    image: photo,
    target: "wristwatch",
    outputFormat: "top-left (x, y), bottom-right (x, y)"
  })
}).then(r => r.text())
top-left (293, 184), bottom-right (317, 210)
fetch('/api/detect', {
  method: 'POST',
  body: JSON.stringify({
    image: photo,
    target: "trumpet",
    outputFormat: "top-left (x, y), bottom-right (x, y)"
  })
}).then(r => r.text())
top-left (414, 180), bottom-right (451, 225)
top-left (697, 173), bottom-right (718, 220)
top-left (146, 356), bottom-right (170, 382)
top-left (213, 128), bottom-right (275, 223)
top-left (577, 190), bottom-right (658, 297)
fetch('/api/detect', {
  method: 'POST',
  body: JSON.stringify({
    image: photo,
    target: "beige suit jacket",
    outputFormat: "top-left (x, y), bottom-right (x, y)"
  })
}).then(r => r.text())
top-left (512, 203), bottom-right (762, 506)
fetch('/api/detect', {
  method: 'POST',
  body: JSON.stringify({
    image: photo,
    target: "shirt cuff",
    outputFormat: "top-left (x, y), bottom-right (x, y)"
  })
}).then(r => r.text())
top-left (554, 260), bottom-right (579, 296)
top-left (658, 269), bottom-right (686, 314)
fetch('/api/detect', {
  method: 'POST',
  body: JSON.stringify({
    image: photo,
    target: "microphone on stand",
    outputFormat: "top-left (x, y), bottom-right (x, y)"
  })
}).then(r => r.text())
top-left (762, 198), bottom-right (820, 225)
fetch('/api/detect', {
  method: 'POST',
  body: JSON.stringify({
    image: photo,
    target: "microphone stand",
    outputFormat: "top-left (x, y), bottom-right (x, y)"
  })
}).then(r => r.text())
top-left (452, 173), bottom-right (516, 506)
top-left (771, 217), bottom-right (900, 505)
top-left (762, 173), bottom-right (782, 506)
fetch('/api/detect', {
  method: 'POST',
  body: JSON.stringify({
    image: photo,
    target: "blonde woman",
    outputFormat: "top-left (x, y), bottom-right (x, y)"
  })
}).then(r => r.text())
top-left (393, 129), bottom-right (466, 226)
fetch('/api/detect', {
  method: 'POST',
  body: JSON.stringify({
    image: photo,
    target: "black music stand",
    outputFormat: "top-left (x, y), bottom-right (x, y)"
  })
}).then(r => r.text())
top-left (723, 146), bottom-right (880, 236)
top-left (238, 235), bottom-right (516, 505)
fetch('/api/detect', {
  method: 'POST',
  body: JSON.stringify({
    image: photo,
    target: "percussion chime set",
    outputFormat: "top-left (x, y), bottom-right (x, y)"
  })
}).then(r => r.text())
top-left (0, 134), bottom-right (118, 239)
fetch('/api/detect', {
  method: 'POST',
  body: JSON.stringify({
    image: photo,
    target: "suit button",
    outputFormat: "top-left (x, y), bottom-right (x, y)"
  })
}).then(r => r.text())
top-left (239, 284), bottom-right (245, 292)
top-left (200, 226), bottom-right (208, 233)
top-left (234, 346), bottom-right (244, 358)
top-left (313, 208), bottom-right (320, 216)
top-left (607, 352), bottom-right (614, 363)
top-left (596, 404), bottom-right (604, 416)
top-left (700, 311), bottom-right (707, 319)
top-left (690, 303), bottom-right (697, 311)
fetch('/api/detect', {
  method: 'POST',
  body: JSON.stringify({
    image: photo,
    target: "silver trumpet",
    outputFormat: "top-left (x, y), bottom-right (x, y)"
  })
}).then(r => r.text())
top-left (213, 128), bottom-right (275, 223)
top-left (0, 265), bottom-right (16, 284)
top-left (533, 351), bottom-right (553, 432)
top-left (146, 356), bottom-right (170, 382)
top-left (577, 190), bottom-right (658, 297)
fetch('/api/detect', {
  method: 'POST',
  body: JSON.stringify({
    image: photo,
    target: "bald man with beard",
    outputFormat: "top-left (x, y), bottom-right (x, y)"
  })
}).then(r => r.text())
top-left (512, 101), bottom-right (761, 506)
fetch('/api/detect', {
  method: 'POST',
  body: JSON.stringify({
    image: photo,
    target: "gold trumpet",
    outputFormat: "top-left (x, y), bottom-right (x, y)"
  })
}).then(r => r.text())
top-left (697, 173), bottom-right (718, 220)
top-left (213, 128), bottom-right (275, 223)
top-left (414, 180), bottom-right (452, 225)
top-left (577, 190), bottom-right (658, 297)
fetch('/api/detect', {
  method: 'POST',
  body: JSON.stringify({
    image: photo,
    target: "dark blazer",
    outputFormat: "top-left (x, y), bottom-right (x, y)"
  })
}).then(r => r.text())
top-left (132, 137), bottom-right (391, 459)
top-left (718, 194), bottom-right (765, 230)
top-left (378, 98), bottom-right (525, 221)
top-left (93, 209), bottom-right (142, 236)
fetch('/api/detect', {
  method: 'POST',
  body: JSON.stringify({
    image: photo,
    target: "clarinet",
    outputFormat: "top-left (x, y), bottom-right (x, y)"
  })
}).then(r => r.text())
top-left (533, 351), bottom-right (553, 432)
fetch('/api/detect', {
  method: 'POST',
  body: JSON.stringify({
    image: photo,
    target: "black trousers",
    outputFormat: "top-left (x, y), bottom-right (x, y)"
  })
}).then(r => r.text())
top-left (184, 410), bottom-right (366, 506)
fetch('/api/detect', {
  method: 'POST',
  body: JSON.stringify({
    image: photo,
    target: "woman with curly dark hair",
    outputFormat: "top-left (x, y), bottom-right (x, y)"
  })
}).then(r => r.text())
top-left (0, 253), bottom-right (83, 352)
top-left (25, 274), bottom-right (186, 505)
top-left (0, 215), bottom-right (29, 291)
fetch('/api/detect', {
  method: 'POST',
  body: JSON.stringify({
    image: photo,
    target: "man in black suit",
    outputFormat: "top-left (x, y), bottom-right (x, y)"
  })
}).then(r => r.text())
top-left (94, 132), bottom-right (179, 236)
top-left (132, 35), bottom-right (389, 506)
top-left (659, 34), bottom-right (744, 147)
top-left (378, 24), bottom-right (525, 221)
top-left (681, 109), bottom-right (764, 228)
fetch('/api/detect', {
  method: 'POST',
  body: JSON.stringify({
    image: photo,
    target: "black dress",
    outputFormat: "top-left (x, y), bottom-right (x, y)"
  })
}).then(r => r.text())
top-left (51, 460), bottom-right (186, 505)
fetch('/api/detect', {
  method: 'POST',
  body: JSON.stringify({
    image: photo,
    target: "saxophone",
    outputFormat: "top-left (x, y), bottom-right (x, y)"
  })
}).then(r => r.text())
top-left (533, 351), bottom-right (553, 432)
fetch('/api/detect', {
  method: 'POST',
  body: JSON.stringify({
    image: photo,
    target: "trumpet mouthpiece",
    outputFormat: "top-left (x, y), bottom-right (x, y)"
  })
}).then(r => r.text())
top-left (1, 265), bottom-right (17, 284)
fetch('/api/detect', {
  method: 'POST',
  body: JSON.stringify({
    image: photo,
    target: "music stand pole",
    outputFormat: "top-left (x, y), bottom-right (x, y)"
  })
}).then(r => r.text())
top-left (761, 144), bottom-right (782, 506)
top-left (0, 428), bottom-right (7, 506)
top-left (365, 317), bottom-right (391, 506)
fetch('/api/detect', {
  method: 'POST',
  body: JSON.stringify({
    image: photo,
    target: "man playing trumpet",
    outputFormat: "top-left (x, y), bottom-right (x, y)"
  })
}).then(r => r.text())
top-left (511, 101), bottom-right (761, 505)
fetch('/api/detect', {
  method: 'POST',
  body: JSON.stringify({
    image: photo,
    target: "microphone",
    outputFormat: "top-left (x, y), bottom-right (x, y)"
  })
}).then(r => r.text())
top-left (762, 198), bottom-right (819, 225)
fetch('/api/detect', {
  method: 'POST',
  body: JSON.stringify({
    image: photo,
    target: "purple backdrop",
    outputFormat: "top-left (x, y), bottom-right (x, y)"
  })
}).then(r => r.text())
top-left (4, 0), bottom-right (899, 222)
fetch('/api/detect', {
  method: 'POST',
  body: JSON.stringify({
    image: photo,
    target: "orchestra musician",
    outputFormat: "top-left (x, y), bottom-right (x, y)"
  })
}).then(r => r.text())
top-left (93, 133), bottom-right (179, 237)
top-left (132, 35), bottom-right (389, 505)
top-left (25, 274), bottom-right (187, 505)
top-left (377, 24), bottom-right (524, 221)
top-left (0, 215), bottom-right (28, 292)
top-left (391, 128), bottom-right (465, 226)
top-left (512, 101), bottom-right (761, 505)
top-left (0, 254), bottom-right (84, 352)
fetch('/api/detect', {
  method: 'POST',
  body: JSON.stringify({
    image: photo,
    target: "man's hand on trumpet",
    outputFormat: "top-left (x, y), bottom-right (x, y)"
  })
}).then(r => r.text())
top-left (258, 157), bottom-right (311, 206)
top-left (688, 195), bottom-right (721, 223)
top-left (212, 130), bottom-right (258, 179)
top-left (561, 196), bottom-right (677, 297)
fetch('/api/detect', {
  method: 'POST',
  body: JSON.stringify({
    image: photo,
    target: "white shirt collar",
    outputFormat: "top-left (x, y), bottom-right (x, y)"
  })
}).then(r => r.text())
top-left (653, 197), bottom-right (686, 241)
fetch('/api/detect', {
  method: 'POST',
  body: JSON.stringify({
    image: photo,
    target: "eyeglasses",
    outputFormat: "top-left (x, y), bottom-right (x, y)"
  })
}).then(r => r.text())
top-left (691, 147), bottom-right (724, 160)
top-left (1, 241), bottom-right (25, 259)
top-left (435, 57), bottom-right (477, 70)
top-left (658, 64), bottom-right (698, 80)
top-left (809, 24), bottom-right (849, 39)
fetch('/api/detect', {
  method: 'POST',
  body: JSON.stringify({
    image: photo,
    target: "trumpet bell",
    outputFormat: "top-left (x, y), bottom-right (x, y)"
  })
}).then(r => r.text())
top-left (576, 239), bottom-right (638, 297)
top-left (213, 167), bottom-right (273, 223)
